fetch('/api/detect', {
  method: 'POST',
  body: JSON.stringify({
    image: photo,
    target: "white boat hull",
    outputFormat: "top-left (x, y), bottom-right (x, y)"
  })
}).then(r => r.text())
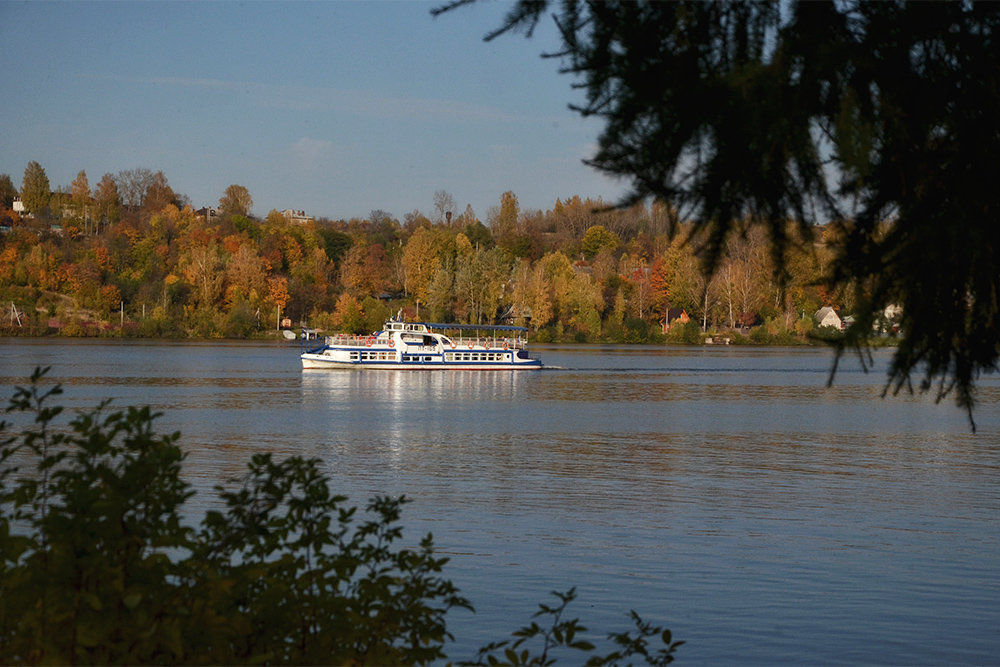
top-left (299, 318), bottom-right (542, 370)
top-left (301, 345), bottom-right (541, 370)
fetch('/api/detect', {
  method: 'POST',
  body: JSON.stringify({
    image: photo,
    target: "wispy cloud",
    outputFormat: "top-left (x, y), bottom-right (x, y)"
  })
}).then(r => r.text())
top-left (85, 73), bottom-right (527, 124)
top-left (290, 137), bottom-right (333, 162)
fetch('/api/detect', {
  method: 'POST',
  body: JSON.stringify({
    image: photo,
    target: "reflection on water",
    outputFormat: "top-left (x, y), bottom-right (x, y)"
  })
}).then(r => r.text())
top-left (302, 367), bottom-right (528, 403)
top-left (1, 339), bottom-right (998, 665)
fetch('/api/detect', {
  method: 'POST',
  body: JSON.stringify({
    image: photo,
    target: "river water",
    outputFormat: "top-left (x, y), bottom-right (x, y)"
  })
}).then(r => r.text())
top-left (1, 339), bottom-right (998, 665)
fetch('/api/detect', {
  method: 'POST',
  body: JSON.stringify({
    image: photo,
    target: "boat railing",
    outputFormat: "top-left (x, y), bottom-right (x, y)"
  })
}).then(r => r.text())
top-left (323, 333), bottom-right (382, 347)
top-left (450, 336), bottom-right (527, 351)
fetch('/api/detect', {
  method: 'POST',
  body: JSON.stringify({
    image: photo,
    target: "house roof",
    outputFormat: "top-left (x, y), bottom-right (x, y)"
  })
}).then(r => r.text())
top-left (814, 306), bottom-right (839, 319)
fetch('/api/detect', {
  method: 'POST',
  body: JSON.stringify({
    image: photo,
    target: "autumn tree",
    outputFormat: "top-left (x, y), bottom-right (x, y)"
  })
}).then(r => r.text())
top-left (20, 161), bottom-right (50, 215)
top-left (649, 236), bottom-right (684, 328)
top-left (527, 263), bottom-right (555, 329)
top-left (455, 233), bottom-right (474, 258)
top-left (367, 209), bottom-right (399, 246)
top-left (580, 225), bottom-right (620, 260)
top-left (268, 275), bottom-right (291, 324)
top-left (69, 170), bottom-right (92, 234)
top-left (219, 184), bottom-right (253, 218)
top-left (143, 171), bottom-right (175, 214)
top-left (718, 227), bottom-right (769, 329)
top-left (332, 292), bottom-right (366, 333)
top-left (490, 191), bottom-right (522, 253)
top-left (620, 255), bottom-right (651, 319)
top-left (339, 242), bottom-right (389, 299)
top-left (536, 251), bottom-right (575, 326)
top-left (567, 271), bottom-right (604, 335)
top-left (401, 227), bottom-right (441, 311)
top-left (552, 195), bottom-right (592, 240)
top-left (93, 173), bottom-right (121, 229)
top-left (508, 259), bottom-right (557, 330)
top-left (454, 203), bottom-right (478, 228)
top-left (509, 260), bottom-right (535, 327)
top-left (225, 244), bottom-right (267, 305)
top-left (675, 250), bottom-right (722, 332)
top-left (402, 210), bottom-right (433, 236)
top-left (427, 261), bottom-right (455, 322)
top-left (181, 243), bottom-right (225, 310)
top-left (21, 243), bottom-right (62, 292)
top-left (454, 247), bottom-right (510, 324)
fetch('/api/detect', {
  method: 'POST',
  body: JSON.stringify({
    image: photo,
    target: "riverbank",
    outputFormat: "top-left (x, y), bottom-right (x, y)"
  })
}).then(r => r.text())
top-left (0, 324), bottom-right (899, 348)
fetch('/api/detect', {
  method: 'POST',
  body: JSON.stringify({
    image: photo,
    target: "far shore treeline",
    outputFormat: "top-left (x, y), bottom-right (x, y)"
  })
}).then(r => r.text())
top-left (0, 164), bottom-right (891, 344)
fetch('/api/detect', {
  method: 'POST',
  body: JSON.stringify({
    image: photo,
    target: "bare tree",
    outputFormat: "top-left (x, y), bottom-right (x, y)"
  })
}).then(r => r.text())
top-left (433, 190), bottom-right (456, 225)
top-left (116, 168), bottom-right (154, 211)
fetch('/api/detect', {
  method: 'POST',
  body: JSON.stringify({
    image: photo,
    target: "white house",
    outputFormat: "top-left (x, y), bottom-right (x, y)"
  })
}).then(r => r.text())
top-left (814, 306), bottom-right (842, 330)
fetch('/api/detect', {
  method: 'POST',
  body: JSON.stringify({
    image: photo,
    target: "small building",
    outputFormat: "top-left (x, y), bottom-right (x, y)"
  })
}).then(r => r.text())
top-left (664, 307), bottom-right (690, 332)
top-left (197, 207), bottom-right (220, 222)
top-left (814, 306), bottom-right (842, 330)
top-left (281, 209), bottom-right (314, 224)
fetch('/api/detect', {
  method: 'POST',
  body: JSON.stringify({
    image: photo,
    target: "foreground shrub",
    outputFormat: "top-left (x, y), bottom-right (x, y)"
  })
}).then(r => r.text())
top-left (0, 369), bottom-right (680, 665)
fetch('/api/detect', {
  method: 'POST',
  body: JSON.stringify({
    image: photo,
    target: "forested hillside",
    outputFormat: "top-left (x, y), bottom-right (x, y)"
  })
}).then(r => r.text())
top-left (0, 164), bottom-right (851, 343)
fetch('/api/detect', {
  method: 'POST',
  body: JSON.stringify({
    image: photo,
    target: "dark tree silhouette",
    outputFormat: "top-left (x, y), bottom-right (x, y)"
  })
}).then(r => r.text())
top-left (436, 0), bottom-right (1000, 424)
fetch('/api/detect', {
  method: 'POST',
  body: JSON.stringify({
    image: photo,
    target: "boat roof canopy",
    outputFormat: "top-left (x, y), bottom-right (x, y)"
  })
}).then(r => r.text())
top-left (402, 321), bottom-right (529, 333)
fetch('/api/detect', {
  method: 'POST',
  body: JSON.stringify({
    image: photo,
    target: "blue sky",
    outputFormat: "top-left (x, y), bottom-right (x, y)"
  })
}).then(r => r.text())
top-left (1, 1), bottom-right (627, 222)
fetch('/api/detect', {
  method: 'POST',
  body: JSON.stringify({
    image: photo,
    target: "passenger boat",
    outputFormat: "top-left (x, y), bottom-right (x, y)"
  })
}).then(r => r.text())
top-left (300, 317), bottom-right (542, 370)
